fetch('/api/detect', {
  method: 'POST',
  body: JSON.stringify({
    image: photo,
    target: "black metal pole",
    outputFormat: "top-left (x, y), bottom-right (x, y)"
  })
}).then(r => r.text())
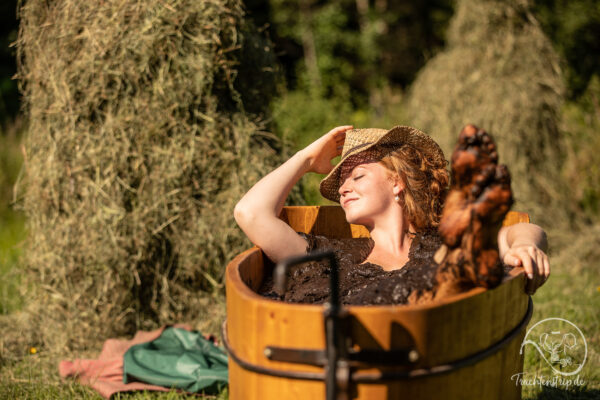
top-left (324, 251), bottom-right (341, 400)
top-left (274, 250), bottom-right (349, 400)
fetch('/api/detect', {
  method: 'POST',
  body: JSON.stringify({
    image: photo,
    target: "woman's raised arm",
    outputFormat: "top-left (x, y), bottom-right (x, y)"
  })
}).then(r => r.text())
top-left (234, 126), bottom-right (353, 263)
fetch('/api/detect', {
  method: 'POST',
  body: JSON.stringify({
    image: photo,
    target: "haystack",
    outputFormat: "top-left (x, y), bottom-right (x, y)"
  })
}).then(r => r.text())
top-left (406, 0), bottom-right (569, 225)
top-left (13, 0), bottom-right (287, 352)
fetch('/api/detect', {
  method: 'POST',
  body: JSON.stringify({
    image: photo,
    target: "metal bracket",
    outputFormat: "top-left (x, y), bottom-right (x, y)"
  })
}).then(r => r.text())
top-left (264, 346), bottom-right (419, 367)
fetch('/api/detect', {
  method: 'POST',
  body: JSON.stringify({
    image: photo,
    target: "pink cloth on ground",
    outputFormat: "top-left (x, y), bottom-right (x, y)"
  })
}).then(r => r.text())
top-left (59, 324), bottom-right (193, 399)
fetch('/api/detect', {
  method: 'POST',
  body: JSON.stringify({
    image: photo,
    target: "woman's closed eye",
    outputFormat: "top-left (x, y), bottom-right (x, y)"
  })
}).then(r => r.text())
top-left (353, 175), bottom-right (364, 181)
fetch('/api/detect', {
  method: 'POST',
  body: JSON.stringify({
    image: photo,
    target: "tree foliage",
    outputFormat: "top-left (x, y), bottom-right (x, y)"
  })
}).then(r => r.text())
top-left (256, 0), bottom-right (453, 106)
top-left (533, 0), bottom-right (600, 99)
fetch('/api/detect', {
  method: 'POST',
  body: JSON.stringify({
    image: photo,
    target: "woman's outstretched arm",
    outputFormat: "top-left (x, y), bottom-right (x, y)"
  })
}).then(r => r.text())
top-left (234, 126), bottom-right (352, 263)
top-left (498, 223), bottom-right (549, 295)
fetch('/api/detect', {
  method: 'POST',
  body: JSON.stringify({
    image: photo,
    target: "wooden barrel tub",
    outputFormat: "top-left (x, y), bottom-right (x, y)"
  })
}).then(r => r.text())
top-left (224, 206), bottom-right (531, 399)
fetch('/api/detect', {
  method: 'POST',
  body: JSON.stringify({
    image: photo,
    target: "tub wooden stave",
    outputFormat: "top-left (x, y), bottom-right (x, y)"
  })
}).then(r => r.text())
top-left (225, 206), bottom-right (530, 399)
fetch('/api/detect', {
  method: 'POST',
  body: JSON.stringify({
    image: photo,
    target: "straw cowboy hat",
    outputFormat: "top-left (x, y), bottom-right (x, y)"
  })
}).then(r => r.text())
top-left (319, 126), bottom-right (446, 203)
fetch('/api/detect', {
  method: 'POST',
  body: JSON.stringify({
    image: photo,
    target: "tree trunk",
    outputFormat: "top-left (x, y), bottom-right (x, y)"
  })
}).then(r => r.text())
top-left (298, 0), bottom-right (321, 90)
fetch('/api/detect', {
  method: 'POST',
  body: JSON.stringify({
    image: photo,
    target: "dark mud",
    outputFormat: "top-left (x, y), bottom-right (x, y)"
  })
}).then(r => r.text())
top-left (258, 229), bottom-right (471, 305)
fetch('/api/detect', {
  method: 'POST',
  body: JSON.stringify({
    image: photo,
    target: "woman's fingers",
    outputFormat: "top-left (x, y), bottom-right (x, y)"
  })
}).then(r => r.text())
top-left (503, 252), bottom-right (521, 267)
top-left (327, 126), bottom-right (352, 159)
top-left (505, 251), bottom-right (531, 294)
top-left (503, 244), bottom-right (550, 295)
top-left (303, 125), bottom-right (353, 173)
top-left (530, 246), bottom-right (544, 294)
top-left (535, 251), bottom-right (544, 289)
top-left (524, 247), bottom-right (536, 293)
top-left (517, 248), bottom-right (536, 294)
top-left (328, 126), bottom-right (352, 155)
top-left (538, 250), bottom-right (550, 282)
top-left (330, 125), bottom-right (353, 135)
top-left (330, 125), bottom-right (352, 155)
top-left (530, 246), bottom-right (550, 290)
top-left (329, 125), bottom-right (352, 142)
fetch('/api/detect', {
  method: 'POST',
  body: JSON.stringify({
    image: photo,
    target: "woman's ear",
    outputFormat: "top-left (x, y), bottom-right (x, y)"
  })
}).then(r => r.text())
top-left (392, 179), bottom-right (404, 196)
top-left (385, 168), bottom-right (404, 195)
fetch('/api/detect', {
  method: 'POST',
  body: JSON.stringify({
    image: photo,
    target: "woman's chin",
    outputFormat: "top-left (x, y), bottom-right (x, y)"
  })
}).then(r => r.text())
top-left (344, 212), bottom-right (367, 226)
top-left (344, 215), bottom-right (357, 225)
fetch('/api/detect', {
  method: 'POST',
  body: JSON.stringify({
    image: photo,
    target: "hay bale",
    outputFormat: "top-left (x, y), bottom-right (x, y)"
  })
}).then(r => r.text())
top-left (406, 0), bottom-right (569, 225)
top-left (15, 0), bottom-right (285, 351)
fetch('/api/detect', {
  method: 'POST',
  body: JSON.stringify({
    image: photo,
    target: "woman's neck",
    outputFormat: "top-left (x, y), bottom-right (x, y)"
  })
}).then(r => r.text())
top-left (363, 210), bottom-right (416, 271)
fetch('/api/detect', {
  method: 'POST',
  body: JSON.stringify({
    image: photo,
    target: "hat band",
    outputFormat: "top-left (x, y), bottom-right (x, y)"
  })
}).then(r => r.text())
top-left (344, 141), bottom-right (374, 157)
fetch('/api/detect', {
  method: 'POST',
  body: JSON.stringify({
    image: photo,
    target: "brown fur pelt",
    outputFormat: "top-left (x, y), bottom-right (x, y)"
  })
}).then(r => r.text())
top-left (410, 125), bottom-right (513, 303)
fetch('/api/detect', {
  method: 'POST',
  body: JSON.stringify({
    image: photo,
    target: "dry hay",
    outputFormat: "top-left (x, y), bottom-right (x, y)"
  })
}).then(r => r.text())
top-left (406, 0), bottom-right (571, 226)
top-left (13, 0), bottom-right (287, 353)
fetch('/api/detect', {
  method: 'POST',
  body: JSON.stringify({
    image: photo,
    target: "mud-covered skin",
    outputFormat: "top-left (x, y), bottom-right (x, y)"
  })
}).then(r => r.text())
top-left (258, 125), bottom-right (513, 305)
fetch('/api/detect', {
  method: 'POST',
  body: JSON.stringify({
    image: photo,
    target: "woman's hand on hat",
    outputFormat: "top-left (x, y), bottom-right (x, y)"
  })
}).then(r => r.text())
top-left (301, 126), bottom-right (353, 174)
top-left (503, 244), bottom-right (550, 295)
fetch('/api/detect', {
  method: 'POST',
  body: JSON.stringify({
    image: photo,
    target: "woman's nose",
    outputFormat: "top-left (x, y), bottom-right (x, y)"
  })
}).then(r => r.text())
top-left (339, 177), bottom-right (351, 196)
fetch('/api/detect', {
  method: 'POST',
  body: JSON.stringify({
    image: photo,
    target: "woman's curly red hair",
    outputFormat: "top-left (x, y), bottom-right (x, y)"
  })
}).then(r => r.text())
top-left (379, 145), bottom-right (449, 231)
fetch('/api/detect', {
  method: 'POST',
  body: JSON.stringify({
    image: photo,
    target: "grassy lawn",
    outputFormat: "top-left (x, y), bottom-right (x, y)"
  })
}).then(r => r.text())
top-left (519, 229), bottom-right (600, 399)
top-left (0, 349), bottom-right (228, 399)
top-left (1, 352), bottom-right (228, 399)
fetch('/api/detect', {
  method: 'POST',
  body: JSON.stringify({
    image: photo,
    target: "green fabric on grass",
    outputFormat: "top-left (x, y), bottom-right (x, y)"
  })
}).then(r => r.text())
top-left (123, 327), bottom-right (228, 393)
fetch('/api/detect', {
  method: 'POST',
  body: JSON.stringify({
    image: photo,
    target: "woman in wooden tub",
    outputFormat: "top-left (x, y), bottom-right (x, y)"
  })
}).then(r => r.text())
top-left (234, 125), bottom-right (549, 305)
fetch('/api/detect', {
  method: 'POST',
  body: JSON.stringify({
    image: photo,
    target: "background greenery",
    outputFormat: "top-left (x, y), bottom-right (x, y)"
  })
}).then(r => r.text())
top-left (0, 0), bottom-right (598, 398)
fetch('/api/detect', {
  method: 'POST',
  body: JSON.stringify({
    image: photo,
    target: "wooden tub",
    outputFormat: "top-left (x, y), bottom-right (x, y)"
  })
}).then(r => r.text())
top-left (224, 206), bottom-right (531, 400)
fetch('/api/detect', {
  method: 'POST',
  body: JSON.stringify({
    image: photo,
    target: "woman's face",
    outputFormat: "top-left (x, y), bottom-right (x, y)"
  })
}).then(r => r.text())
top-left (338, 161), bottom-right (400, 227)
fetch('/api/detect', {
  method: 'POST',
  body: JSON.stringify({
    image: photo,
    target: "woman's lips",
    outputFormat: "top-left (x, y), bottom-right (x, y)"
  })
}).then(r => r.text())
top-left (343, 198), bottom-right (358, 207)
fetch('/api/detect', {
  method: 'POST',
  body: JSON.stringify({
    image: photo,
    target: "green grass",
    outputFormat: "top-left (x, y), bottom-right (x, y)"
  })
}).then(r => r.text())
top-left (520, 239), bottom-right (600, 399)
top-left (0, 349), bottom-right (228, 399)
top-left (0, 338), bottom-right (229, 399)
